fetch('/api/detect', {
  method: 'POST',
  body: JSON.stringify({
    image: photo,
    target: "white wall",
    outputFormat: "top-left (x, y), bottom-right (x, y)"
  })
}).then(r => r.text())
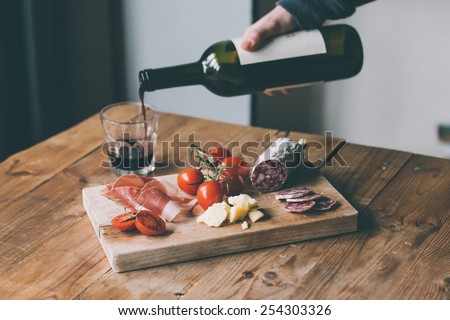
top-left (123, 0), bottom-right (450, 158)
top-left (122, 0), bottom-right (252, 125)
top-left (323, 0), bottom-right (450, 157)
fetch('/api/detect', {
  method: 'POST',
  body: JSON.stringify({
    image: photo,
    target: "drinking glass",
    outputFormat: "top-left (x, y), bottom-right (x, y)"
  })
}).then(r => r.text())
top-left (100, 102), bottom-right (158, 176)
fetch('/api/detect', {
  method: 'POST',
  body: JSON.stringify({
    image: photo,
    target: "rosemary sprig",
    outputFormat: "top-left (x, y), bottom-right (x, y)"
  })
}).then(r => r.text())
top-left (188, 144), bottom-right (234, 193)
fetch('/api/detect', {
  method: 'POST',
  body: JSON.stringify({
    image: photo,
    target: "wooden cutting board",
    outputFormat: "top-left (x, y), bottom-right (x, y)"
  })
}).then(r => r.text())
top-left (82, 169), bottom-right (358, 272)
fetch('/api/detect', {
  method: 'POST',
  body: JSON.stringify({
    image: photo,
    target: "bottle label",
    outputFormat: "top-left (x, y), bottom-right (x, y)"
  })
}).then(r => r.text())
top-left (231, 30), bottom-right (326, 65)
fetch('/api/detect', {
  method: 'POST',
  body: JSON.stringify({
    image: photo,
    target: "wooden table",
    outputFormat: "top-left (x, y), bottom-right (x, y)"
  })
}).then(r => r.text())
top-left (0, 113), bottom-right (449, 300)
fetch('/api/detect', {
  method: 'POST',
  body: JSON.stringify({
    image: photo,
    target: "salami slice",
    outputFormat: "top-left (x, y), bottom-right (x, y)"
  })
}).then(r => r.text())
top-left (312, 197), bottom-right (337, 210)
top-left (251, 137), bottom-right (305, 193)
top-left (283, 201), bottom-right (315, 213)
top-left (275, 186), bottom-right (311, 200)
top-left (286, 191), bottom-right (323, 203)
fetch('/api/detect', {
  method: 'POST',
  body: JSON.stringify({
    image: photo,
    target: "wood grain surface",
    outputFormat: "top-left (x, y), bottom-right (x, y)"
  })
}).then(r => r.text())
top-left (287, 154), bottom-right (450, 299)
top-left (0, 112), bottom-right (448, 300)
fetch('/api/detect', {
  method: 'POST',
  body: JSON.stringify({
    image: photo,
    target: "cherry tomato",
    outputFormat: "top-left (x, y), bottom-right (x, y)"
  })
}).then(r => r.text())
top-left (197, 180), bottom-right (225, 210)
top-left (207, 146), bottom-right (231, 165)
top-left (220, 156), bottom-right (251, 178)
top-left (135, 211), bottom-right (166, 236)
top-left (177, 168), bottom-right (205, 195)
top-left (111, 213), bottom-right (136, 231)
top-left (219, 169), bottom-right (246, 196)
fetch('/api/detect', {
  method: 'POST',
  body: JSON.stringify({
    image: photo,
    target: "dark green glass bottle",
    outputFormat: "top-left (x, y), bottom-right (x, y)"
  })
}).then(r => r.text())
top-left (139, 24), bottom-right (363, 97)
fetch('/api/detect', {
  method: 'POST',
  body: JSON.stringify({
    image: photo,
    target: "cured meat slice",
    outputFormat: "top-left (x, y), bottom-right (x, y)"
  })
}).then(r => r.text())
top-left (102, 186), bottom-right (142, 210)
top-left (140, 178), bottom-right (196, 206)
top-left (101, 174), bottom-right (197, 222)
top-left (136, 179), bottom-right (197, 221)
top-left (251, 138), bottom-right (305, 192)
top-left (286, 191), bottom-right (323, 203)
top-left (283, 201), bottom-right (315, 213)
top-left (312, 197), bottom-right (337, 211)
top-left (136, 186), bottom-right (171, 216)
top-left (275, 186), bottom-right (311, 200)
top-left (111, 174), bottom-right (154, 189)
top-left (101, 175), bottom-right (160, 210)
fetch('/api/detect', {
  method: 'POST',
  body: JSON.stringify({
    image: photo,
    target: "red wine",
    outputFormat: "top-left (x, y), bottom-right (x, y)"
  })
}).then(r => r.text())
top-left (139, 89), bottom-right (147, 139)
top-left (108, 139), bottom-right (153, 172)
top-left (139, 24), bottom-right (363, 97)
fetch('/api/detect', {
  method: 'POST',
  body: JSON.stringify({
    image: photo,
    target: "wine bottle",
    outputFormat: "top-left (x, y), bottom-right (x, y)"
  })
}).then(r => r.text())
top-left (139, 24), bottom-right (363, 97)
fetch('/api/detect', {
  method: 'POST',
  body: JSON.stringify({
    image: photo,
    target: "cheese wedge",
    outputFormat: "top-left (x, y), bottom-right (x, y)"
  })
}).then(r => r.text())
top-left (228, 194), bottom-right (258, 209)
top-left (229, 204), bottom-right (249, 223)
top-left (197, 194), bottom-right (262, 228)
top-left (248, 209), bottom-right (264, 222)
top-left (197, 202), bottom-right (230, 227)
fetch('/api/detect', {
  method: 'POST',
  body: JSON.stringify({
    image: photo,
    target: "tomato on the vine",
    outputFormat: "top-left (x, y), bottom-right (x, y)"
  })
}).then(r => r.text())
top-left (135, 210), bottom-right (166, 236)
top-left (207, 147), bottom-right (231, 165)
top-left (111, 213), bottom-right (136, 231)
top-left (197, 180), bottom-right (225, 210)
top-left (219, 169), bottom-right (246, 196)
top-left (177, 168), bottom-right (204, 195)
top-left (219, 156), bottom-right (250, 179)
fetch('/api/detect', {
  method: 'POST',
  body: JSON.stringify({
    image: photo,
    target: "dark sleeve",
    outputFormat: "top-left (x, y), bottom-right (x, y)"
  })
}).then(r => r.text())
top-left (276, 0), bottom-right (375, 29)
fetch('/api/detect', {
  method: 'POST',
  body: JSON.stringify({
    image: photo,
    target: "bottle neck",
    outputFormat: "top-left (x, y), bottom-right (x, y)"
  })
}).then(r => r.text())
top-left (139, 62), bottom-right (204, 92)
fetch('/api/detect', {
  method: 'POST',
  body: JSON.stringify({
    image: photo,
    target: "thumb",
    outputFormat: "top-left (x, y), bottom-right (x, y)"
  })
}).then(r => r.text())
top-left (241, 29), bottom-right (264, 51)
top-left (242, 23), bottom-right (279, 51)
top-left (241, 6), bottom-right (296, 52)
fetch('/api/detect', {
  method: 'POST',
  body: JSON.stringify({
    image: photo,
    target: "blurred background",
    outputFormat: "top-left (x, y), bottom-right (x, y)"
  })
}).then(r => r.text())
top-left (1, 0), bottom-right (449, 162)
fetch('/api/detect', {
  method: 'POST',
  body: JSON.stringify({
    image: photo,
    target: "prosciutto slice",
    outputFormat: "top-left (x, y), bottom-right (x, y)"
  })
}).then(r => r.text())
top-left (102, 174), bottom-right (197, 222)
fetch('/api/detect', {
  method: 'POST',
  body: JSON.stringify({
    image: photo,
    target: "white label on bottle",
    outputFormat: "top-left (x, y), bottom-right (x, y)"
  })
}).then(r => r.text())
top-left (231, 30), bottom-right (326, 65)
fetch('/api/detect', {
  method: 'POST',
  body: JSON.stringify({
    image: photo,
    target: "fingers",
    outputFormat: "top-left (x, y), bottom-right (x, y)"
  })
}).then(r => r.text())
top-left (241, 6), bottom-right (297, 52)
top-left (264, 88), bottom-right (292, 96)
top-left (264, 89), bottom-right (276, 97)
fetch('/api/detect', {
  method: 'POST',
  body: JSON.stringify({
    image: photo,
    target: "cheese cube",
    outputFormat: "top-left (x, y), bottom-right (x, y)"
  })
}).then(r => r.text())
top-left (248, 209), bottom-right (264, 222)
top-left (197, 202), bottom-right (230, 227)
top-left (228, 194), bottom-right (258, 209)
top-left (241, 221), bottom-right (249, 230)
top-left (229, 204), bottom-right (249, 223)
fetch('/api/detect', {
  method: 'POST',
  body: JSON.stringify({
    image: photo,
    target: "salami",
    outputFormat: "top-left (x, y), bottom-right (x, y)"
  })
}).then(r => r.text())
top-left (251, 137), bottom-right (305, 192)
top-left (276, 185), bottom-right (337, 213)
top-left (251, 160), bottom-right (288, 193)
top-left (275, 186), bottom-right (311, 200)
top-left (312, 197), bottom-right (337, 210)
top-left (286, 191), bottom-right (323, 203)
top-left (283, 201), bottom-right (316, 213)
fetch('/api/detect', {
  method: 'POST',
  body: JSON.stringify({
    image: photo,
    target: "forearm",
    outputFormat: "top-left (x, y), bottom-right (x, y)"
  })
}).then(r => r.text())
top-left (276, 0), bottom-right (375, 29)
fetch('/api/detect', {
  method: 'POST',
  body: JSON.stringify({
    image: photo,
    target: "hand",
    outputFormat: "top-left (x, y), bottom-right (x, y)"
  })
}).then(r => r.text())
top-left (241, 5), bottom-right (297, 96)
top-left (241, 5), bottom-right (297, 52)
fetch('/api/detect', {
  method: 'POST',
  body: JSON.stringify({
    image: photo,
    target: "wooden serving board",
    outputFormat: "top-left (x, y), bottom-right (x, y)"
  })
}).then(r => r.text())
top-left (82, 171), bottom-right (358, 272)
